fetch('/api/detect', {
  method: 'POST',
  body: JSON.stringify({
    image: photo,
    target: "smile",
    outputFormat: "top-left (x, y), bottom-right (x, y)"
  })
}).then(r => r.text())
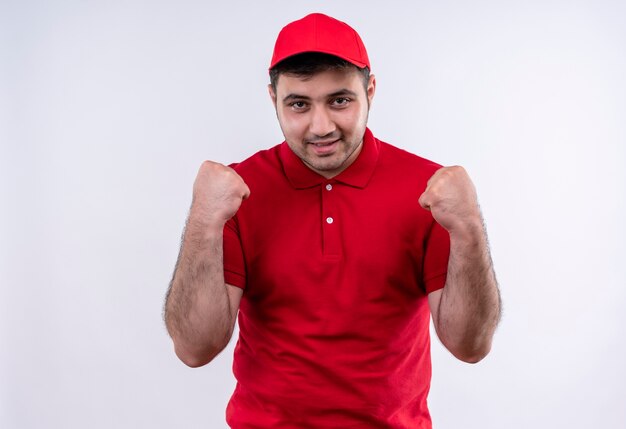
top-left (308, 139), bottom-right (339, 155)
top-left (309, 139), bottom-right (339, 146)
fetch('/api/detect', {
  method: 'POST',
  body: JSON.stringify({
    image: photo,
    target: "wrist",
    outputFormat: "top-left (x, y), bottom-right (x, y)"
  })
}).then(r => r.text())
top-left (447, 216), bottom-right (484, 243)
top-left (188, 206), bottom-right (227, 235)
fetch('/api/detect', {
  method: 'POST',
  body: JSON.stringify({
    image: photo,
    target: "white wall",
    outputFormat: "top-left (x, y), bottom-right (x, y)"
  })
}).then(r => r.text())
top-left (1, 1), bottom-right (625, 428)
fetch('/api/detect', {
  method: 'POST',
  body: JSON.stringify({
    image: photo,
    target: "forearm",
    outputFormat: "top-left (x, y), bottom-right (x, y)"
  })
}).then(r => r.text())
top-left (164, 209), bottom-right (234, 366)
top-left (436, 218), bottom-right (501, 363)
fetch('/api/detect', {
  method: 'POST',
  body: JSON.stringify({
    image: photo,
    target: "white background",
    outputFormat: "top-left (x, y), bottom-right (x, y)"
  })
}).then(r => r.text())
top-left (1, 1), bottom-right (625, 428)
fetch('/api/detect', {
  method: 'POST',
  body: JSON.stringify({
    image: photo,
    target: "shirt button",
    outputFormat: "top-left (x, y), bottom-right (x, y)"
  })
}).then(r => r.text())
top-left (326, 217), bottom-right (334, 224)
top-left (325, 184), bottom-right (333, 191)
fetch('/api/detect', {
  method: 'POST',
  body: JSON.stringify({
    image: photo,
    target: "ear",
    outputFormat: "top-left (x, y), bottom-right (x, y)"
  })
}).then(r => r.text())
top-left (366, 74), bottom-right (376, 106)
top-left (268, 84), bottom-right (277, 109)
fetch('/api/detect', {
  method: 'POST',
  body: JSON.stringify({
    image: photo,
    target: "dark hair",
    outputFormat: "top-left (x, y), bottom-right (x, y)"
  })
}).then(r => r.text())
top-left (269, 52), bottom-right (370, 93)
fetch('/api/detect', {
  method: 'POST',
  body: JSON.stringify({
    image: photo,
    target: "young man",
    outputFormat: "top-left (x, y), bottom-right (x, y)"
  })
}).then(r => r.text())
top-left (164, 13), bottom-right (501, 428)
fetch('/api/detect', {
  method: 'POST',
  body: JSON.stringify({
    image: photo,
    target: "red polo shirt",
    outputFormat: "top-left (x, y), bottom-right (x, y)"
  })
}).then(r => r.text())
top-left (223, 128), bottom-right (450, 428)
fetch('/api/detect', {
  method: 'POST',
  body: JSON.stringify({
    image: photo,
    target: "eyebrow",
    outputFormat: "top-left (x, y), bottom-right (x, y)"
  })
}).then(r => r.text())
top-left (281, 89), bottom-right (359, 103)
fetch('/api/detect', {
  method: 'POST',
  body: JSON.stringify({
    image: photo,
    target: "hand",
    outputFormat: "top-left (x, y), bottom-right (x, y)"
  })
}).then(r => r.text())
top-left (191, 161), bottom-right (250, 226)
top-left (418, 166), bottom-right (482, 235)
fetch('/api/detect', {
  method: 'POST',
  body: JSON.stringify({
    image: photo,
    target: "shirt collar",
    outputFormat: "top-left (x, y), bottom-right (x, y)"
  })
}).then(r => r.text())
top-left (279, 127), bottom-right (380, 189)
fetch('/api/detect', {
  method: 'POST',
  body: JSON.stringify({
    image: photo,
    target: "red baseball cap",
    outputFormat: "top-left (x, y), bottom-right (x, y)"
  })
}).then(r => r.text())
top-left (270, 13), bottom-right (370, 70)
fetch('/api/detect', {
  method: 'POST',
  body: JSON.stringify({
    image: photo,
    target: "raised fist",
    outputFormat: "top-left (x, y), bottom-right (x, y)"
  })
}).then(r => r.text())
top-left (191, 160), bottom-right (250, 226)
top-left (418, 166), bottom-right (482, 235)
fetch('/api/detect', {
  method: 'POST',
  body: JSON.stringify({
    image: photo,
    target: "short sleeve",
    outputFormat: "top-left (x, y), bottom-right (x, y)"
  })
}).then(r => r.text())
top-left (223, 216), bottom-right (246, 289)
top-left (422, 220), bottom-right (450, 294)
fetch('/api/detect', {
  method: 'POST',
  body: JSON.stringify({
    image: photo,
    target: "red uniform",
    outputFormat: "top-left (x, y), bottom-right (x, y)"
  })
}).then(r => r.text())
top-left (223, 128), bottom-right (450, 428)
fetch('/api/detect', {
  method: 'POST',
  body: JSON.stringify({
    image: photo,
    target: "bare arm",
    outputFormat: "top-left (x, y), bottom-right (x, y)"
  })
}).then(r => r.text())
top-left (164, 161), bottom-right (249, 367)
top-left (420, 166), bottom-right (501, 363)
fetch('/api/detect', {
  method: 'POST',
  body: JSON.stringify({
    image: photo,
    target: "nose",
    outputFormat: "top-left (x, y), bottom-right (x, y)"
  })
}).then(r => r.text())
top-left (309, 106), bottom-right (336, 137)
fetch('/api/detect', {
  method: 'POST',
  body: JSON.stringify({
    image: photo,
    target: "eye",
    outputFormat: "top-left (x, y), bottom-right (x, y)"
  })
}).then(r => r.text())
top-left (289, 101), bottom-right (308, 111)
top-left (331, 97), bottom-right (351, 107)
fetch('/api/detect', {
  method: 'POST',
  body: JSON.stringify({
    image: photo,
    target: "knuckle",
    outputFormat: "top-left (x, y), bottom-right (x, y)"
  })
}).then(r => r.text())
top-left (451, 165), bottom-right (466, 176)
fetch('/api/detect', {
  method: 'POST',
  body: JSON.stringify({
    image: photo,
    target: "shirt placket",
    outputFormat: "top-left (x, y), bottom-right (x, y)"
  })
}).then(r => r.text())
top-left (321, 181), bottom-right (341, 259)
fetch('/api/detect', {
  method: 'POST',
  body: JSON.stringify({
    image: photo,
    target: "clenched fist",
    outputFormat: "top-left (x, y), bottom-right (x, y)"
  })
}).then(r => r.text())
top-left (191, 160), bottom-right (250, 226)
top-left (418, 166), bottom-right (482, 235)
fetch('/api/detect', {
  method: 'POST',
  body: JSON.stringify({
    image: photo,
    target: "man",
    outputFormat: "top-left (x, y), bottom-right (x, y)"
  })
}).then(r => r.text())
top-left (164, 13), bottom-right (501, 429)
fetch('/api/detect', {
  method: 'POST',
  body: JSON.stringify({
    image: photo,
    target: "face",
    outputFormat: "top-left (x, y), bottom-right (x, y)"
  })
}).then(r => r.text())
top-left (269, 68), bottom-right (376, 179)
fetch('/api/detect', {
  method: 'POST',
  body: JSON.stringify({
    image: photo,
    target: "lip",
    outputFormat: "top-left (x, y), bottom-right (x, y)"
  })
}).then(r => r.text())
top-left (308, 139), bottom-right (340, 156)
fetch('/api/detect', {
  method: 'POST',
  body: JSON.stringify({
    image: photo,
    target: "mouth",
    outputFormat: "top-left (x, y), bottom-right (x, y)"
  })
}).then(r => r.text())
top-left (308, 139), bottom-right (340, 156)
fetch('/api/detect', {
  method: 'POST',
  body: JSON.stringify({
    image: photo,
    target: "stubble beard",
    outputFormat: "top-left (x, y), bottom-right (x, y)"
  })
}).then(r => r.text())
top-left (297, 133), bottom-right (364, 177)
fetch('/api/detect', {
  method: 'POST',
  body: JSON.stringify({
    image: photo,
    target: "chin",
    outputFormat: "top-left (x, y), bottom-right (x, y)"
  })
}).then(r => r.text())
top-left (311, 156), bottom-right (342, 169)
